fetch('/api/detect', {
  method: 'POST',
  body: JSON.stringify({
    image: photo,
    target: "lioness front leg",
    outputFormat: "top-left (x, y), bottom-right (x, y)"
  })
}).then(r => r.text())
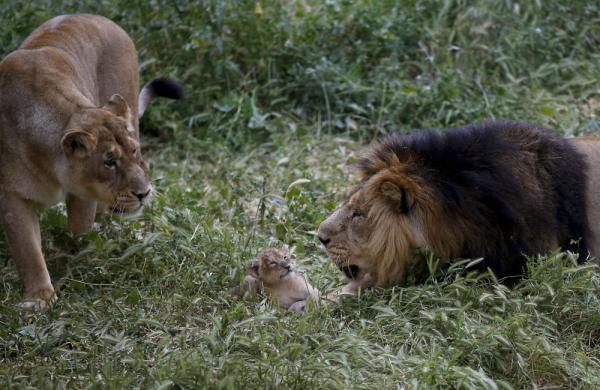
top-left (1, 194), bottom-right (56, 310)
top-left (66, 194), bottom-right (97, 235)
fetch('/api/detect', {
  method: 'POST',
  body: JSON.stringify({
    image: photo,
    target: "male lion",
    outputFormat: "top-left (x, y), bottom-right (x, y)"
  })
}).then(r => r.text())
top-left (0, 14), bottom-right (183, 309)
top-left (318, 121), bottom-right (600, 291)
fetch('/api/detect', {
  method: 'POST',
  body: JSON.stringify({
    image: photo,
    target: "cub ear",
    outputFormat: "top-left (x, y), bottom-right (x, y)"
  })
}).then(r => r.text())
top-left (103, 94), bottom-right (134, 132)
top-left (61, 130), bottom-right (97, 158)
top-left (245, 260), bottom-right (260, 278)
top-left (380, 181), bottom-right (413, 213)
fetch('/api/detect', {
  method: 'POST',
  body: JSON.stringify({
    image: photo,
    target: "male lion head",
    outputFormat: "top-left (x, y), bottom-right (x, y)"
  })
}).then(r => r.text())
top-left (317, 134), bottom-right (460, 288)
top-left (61, 94), bottom-right (151, 215)
top-left (317, 171), bottom-right (432, 287)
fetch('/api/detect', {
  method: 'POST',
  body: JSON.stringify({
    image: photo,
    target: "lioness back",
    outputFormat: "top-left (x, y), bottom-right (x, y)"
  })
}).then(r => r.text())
top-left (20, 14), bottom-right (140, 127)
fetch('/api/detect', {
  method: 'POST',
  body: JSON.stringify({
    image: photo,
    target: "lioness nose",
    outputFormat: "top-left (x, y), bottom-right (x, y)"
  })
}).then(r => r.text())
top-left (318, 236), bottom-right (331, 246)
top-left (133, 189), bottom-right (151, 201)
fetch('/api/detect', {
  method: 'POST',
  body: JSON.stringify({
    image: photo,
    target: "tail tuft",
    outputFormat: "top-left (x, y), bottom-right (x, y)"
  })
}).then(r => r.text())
top-left (148, 77), bottom-right (185, 100)
top-left (138, 77), bottom-right (184, 117)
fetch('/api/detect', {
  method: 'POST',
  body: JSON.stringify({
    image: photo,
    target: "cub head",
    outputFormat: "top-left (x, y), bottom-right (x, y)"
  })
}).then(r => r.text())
top-left (246, 247), bottom-right (293, 287)
top-left (61, 94), bottom-right (151, 215)
top-left (317, 137), bottom-right (453, 287)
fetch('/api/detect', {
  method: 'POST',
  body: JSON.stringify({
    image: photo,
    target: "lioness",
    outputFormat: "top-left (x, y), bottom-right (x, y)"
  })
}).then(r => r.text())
top-left (0, 14), bottom-right (183, 310)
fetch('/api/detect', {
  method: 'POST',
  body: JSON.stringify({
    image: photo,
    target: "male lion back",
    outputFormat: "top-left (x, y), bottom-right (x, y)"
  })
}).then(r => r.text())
top-left (449, 121), bottom-right (590, 275)
top-left (499, 122), bottom-right (589, 257)
top-left (444, 121), bottom-right (590, 275)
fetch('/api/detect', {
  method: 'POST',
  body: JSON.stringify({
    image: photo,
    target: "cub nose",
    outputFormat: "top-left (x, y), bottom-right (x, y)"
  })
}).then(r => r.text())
top-left (318, 236), bottom-right (331, 246)
top-left (132, 189), bottom-right (151, 201)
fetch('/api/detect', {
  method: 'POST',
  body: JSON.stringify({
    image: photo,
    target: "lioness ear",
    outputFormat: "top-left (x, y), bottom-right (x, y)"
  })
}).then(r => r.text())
top-left (61, 130), bottom-right (97, 158)
top-left (380, 181), bottom-right (413, 213)
top-left (103, 94), bottom-right (134, 132)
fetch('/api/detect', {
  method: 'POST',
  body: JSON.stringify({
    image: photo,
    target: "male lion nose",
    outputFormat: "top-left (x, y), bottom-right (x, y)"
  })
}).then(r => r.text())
top-left (132, 189), bottom-right (151, 201)
top-left (318, 236), bottom-right (331, 246)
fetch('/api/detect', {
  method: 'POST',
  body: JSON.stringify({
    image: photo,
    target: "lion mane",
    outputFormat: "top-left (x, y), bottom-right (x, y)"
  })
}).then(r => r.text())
top-left (319, 121), bottom-right (591, 287)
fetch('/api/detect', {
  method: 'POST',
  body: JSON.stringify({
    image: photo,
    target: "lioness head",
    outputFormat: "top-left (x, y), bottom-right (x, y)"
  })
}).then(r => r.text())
top-left (61, 94), bottom-right (151, 215)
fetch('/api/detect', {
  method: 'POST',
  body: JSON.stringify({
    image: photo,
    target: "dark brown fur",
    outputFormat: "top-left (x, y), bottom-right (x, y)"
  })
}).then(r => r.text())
top-left (357, 120), bottom-right (590, 282)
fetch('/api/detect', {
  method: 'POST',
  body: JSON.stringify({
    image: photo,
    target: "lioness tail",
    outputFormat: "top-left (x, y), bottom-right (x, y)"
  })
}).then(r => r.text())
top-left (138, 77), bottom-right (184, 117)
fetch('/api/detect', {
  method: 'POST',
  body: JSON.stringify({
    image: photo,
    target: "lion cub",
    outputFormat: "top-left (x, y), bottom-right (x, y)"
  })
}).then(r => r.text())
top-left (232, 247), bottom-right (319, 313)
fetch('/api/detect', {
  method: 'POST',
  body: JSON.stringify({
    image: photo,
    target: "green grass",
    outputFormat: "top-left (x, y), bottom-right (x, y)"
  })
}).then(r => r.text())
top-left (1, 0), bottom-right (599, 388)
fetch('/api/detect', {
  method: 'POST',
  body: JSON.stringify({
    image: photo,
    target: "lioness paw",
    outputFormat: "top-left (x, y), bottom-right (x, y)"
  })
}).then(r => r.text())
top-left (16, 295), bottom-right (56, 312)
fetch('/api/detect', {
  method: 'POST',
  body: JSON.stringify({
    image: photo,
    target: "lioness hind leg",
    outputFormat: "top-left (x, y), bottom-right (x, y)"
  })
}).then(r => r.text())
top-left (1, 193), bottom-right (56, 309)
top-left (66, 194), bottom-right (97, 235)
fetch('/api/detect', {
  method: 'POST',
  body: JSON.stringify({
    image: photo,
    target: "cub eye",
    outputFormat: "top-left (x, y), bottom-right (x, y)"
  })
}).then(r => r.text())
top-left (104, 152), bottom-right (116, 168)
top-left (269, 261), bottom-right (278, 267)
top-left (132, 148), bottom-right (137, 156)
top-left (352, 209), bottom-right (364, 219)
top-left (283, 255), bottom-right (289, 261)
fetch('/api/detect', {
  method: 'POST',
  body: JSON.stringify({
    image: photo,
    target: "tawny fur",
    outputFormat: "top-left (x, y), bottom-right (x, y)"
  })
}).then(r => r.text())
top-left (0, 14), bottom-right (181, 309)
top-left (232, 247), bottom-right (319, 313)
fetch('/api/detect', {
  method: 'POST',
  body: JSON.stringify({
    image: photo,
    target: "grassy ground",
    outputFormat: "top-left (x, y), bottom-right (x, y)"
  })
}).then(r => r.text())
top-left (1, 0), bottom-right (599, 388)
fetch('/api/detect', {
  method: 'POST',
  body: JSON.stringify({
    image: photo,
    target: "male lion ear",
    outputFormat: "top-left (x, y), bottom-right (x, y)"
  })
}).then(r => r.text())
top-left (103, 94), bottom-right (134, 132)
top-left (380, 181), bottom-right (413, 213)
top-left (61, 130), bottom-right (97, 158)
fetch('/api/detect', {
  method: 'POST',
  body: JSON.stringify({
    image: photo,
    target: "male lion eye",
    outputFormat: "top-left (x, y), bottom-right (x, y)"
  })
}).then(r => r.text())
top-left (352, 210), bottom-right (364, 219)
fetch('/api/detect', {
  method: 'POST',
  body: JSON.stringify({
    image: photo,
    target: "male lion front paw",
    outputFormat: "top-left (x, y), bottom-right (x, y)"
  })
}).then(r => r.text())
top-left (288, 300), bottom-right (307, 313)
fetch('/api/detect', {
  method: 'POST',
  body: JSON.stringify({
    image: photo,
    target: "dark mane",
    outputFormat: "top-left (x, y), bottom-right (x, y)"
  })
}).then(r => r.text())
top-left (359, 120), bottom-right (589, 280)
